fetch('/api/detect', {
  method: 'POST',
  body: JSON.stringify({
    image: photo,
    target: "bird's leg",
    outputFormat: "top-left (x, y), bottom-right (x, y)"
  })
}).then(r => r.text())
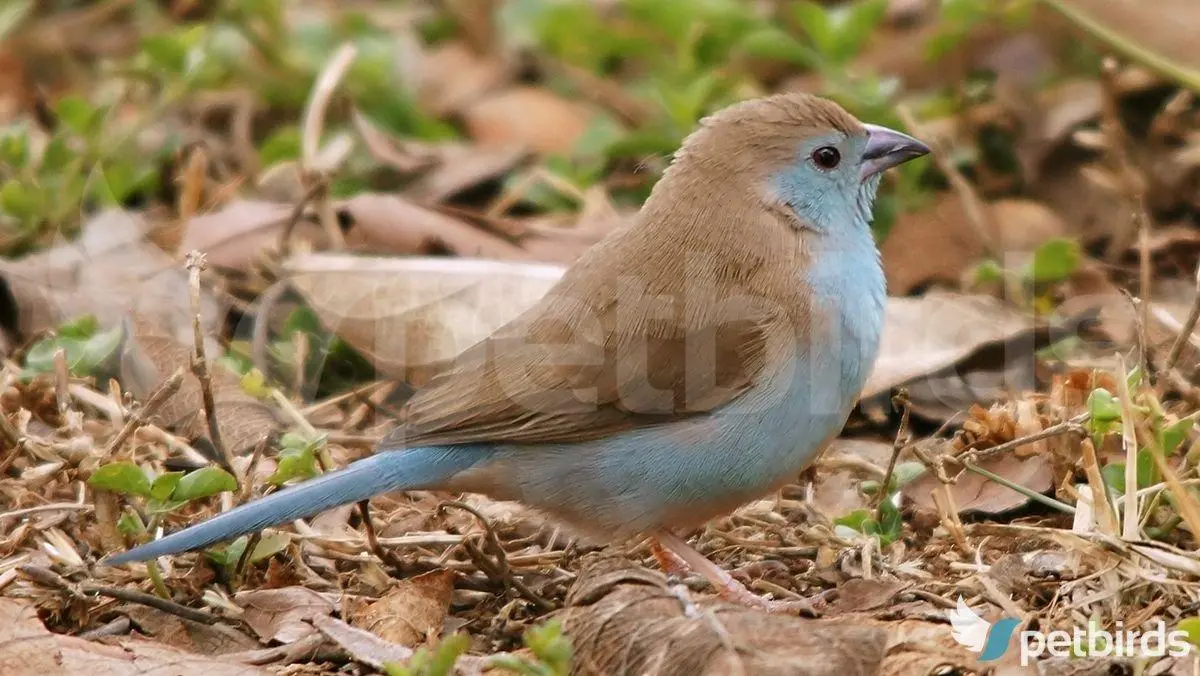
top-left (649, 536), bottom-right (692, 578)
top-left (653, 531), bottom-right (826, 616)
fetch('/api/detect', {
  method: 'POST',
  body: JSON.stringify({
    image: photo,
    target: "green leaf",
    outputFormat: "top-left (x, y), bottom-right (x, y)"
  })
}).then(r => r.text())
top-left (1103, 450), bottom-right (1158, 495)
top-left (267, 439), bottom-right (319, 486)
top-left (0, 123), bottom-right (29, 167)
top-left (1025, 237), bottom-right (1080, 284)
top-left (0, 179), bottom-right (40, 221)
top-left (1087, 388), bottom-right (1122, 423)
top-left (1178, 617), bottom-right (1200, 649)
top-left (737, 26), bottom-right (817, 65)
top-left (831, 0), bottom-right (887, 63)
top-left (171, 467), bottom-right (237, 502)
top-left (23, 321), bottom-right (123, 378)
top-left (210, 532), bottom-right (292, 567)
top-left (834, 508), bottom-right (872, 531)
top-left (117, 510), bottom-right (146, 537)
top-left (90, 462), bottom-right (153, 498)
top-left (792, 2), bottom-right (836, 57)
top-left (150, 471), bottom-right (185, 502)
top-left (54, 95), bottom-right (102, 137)
top-left (1161, 417), bottom-right (1195, 455)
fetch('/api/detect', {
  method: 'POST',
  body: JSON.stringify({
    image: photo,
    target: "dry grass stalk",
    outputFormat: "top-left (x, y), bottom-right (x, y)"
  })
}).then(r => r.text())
top-left (98, 368), bottom-right (183, 461)
top-left (299, 43), bottom-right (356, 251)
top-left (1116, 355), bottom-right (1141, 539)
top-left (185, 252), bottom-right (238, 482)
top-left (1079, 437), bottom-right (1118, 534)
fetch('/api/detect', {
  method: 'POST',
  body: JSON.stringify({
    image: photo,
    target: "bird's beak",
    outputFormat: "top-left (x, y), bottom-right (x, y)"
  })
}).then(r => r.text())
top-left (861, 123), bottom-right (930, 180)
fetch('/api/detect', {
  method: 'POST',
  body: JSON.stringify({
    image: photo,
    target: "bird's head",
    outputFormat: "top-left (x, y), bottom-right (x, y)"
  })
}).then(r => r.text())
top-left (660, 93), bottom-right (929, 237)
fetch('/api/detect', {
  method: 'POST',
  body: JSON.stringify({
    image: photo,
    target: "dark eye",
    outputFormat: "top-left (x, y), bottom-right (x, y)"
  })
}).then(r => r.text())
top-left (812, 146), bottom-right (841, 170)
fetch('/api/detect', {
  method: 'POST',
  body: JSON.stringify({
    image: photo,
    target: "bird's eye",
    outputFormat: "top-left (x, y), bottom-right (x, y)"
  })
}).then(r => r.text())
top-left (812, 146), bottom-right (841, 170)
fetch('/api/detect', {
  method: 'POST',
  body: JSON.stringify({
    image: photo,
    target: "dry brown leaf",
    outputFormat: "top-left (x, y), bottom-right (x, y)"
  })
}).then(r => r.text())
top-left (123, 605), bottom-right (259, 655)
top-left (339, 193), bottom-right (526, 258)
top-left (1059, 0), bottom-right (1200, 70)
top-left (410, 144), bottom-right (530, 203)
top-left (905, 452), bottom-right (1052, 514)
top-left (180, 200), bottom-right (320, 270)
top-left (0, 209), bottom-right (220, 346)
top-left (349, 569), bottom-right (454, 648)
top-left (235, 586), bottom-right (336, 644)
top-left (812, 439), bottom-right (893, 518)
top-left (825, 578), bottom-right (911, 614)
top-left (418, 40), bottom-right (511, 116)
top-left (462, 87), bottom-right (595, 155)
top-left (0, 597), bottom-right (266, 675)
top-left (863, 291), bottom-right (1035, 399)
top-left (310, 615), bottom-right (415, 671)
top-left (119, 313), bottom-right (277, 456)
top-left (561, 557), bottom-right (888, 676)
top-left (881, 196), bottom-right (1068, 295)
top-left (282, 254), bottom-right (563, 377)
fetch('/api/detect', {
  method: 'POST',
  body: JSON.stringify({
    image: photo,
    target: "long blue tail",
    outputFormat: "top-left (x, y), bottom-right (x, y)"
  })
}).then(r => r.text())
top-left (103, 446), bottom-right (485, 564)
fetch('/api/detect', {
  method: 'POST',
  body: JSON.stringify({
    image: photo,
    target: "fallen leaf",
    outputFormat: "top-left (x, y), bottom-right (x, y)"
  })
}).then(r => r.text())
top-left (282, 254), bottom-right (563, 377)
top-left (0, 209), bottom-right (220, 347)
top-left (409, 144), bottom-right (530, 203)
top-left (349, 569), bottom-right (455, 648)
top-left (881, 197), bottom-right (1068, 295)
top-left (864, 291), bottom-right (1036, 399)
top-left (311, 615), bottom-right (414, 671)
top-left (0, 597), bottom-right (266, 675)
top-left (235, 586), bottom-right (336, 644)
top-left (1055, 0), bottom-right (1200, 71)
top-left (417, 40), bottom-right (511, 116)
top-left (462, 87), bottom-right (595, 155)
top-left (906, 451), bottom-right (1052, 515)
top-left (119, 313), bottom-right (277, 456)
top-left (122, 605), bottom-right (259, 655)
top-left (180, 200), bottom-right (320, 269)
top-left (826, 578), bottom-right (911, 614)
top-left (339, 193), bottom-right (527, 258)
top-left (562, 557), bottom-right (888, 676)
top-left (812, 439), bottom-right (893, 518)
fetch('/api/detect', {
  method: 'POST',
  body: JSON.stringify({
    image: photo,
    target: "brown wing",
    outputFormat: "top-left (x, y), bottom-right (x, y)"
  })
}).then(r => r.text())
top-left (385, 278), bottom-right (773, 449)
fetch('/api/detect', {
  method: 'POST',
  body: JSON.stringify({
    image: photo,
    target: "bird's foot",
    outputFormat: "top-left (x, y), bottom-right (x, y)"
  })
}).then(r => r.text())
top-left (712, 574), bottom-right (829, 616)
top-left (651, 531), bottom-right (826, 616)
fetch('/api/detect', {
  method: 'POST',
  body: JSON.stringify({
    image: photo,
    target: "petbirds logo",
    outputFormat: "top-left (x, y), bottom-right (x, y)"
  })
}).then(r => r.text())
top-left (949, 597), bottom-right (1021, 662)
top-left (948, 597), bottom-right (1193, 666)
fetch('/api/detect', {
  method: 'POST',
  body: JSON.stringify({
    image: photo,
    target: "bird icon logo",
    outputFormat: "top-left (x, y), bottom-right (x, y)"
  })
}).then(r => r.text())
top-left (949, 597), bottom-right (1021, 662)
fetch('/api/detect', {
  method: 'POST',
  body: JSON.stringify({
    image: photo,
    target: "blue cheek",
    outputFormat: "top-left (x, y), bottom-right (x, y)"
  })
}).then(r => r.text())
top-left (773, 168), bottom-right (855, 234)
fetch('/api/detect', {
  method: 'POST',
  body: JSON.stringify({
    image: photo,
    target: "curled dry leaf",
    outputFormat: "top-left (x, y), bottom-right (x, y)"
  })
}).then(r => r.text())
top-left (310, 615), bottom-right (414, 672)
top-left (281, 254), bottom-right (563, 378)
top-left (462, 86), bottom-right (596, 155)
top-left (348, 569), bottom-right (455, 648)
top-left (180, 200), bottom-right (325, 270)
top-left (119, 313), bottom-right (277, 456)
top-left (0, 209), bottom-right (220, 347)
top-left (0, 597), bottom-right (266, 675)
top-left (811, 438), bottom-right (893, 518)
top-left (234, 586), bottom-right (336, 644)
top-left (339, 193), bottom-right (526, 259)
top-left (560, 557), bottom-right (888, 676)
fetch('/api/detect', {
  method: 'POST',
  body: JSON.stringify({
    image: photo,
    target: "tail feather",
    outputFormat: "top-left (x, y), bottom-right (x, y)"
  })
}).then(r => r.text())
top-left (103, 446), bottom-right (484, 565)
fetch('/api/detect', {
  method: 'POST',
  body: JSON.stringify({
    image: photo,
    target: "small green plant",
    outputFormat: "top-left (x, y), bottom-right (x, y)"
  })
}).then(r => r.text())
top-left (971, 238), bottom-right (1081, 311)
top-left (267, 432), bottom-right (324, 486)
top-left (384, 633), bottom-right (471, 676)
top-left (383, 620), bottom-right (573, 676)
top-left (489, 620), bottom-right (573, 676)
top-left (21, 315), bottom-right (123, 380)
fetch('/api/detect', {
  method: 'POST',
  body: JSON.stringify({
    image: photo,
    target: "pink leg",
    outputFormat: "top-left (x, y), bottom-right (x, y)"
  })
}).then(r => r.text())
top-left (654, 531), bottom-right (826, 615)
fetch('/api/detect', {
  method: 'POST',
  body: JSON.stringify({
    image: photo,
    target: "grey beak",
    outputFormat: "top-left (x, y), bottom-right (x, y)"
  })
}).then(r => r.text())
top-left (861, 123), bottom-right (930, 180)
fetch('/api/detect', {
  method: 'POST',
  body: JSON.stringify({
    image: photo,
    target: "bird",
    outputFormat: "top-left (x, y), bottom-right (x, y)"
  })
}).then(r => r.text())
top-left (104, 92), bottom-right (929, 611)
